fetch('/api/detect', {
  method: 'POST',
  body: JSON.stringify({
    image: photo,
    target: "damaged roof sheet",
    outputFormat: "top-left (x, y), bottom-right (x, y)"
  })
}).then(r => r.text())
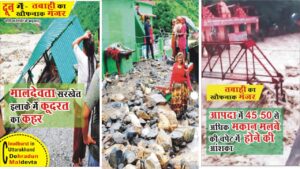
top-left (18, 16), bottom-right (84, 83)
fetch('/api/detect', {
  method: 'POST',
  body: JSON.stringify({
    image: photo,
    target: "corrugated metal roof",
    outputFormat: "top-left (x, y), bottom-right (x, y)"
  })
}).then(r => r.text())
top-left (51, 18), bottom-right (84, 83)
top-left (17, 16), bottom-right (84, 83)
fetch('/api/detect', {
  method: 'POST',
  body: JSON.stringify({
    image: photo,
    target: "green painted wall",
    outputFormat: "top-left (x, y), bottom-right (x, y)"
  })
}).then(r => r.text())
top-left (138, 2), bottom-right (153, 17)
top-left (102, 0), bottom-right (135, 75)
top-left (102, 0), bottom-right (159, 76)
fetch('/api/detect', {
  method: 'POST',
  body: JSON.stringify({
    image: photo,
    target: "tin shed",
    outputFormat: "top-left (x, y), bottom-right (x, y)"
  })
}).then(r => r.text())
top-left (16, 16), bottom-right (84, 84)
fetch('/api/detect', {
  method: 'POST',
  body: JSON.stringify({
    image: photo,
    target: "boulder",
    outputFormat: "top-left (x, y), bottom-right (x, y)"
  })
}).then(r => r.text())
top-left (158, 114), bottom-right (170, 131)
top-left (128, 113), bottom-right (142, 128)
top-left (142, 127), bottom-right (158, 139)
top-left (124, 164), bottom-right (136, 169)
top-left (136, 110), bottom-right (151, 120)
top-left (170, 130), bottom-right (184, 146)
top-left (145, 153), bottom-right (162, 169)
top-left (157, 105), bottom-right (178, 131)
top-left (183, 127), bottom-right (195, 143)
top-left (108, 147), bottom-right (125, 169)
top-left (147, 94), bottom-right (167, 105)
top-left (124, 150), bottom-right (136, 164)
top-left (156, 129), bottom-right (172, 151)
top-left (112, 132), bottom-right (126, 144)
top-left (110, 93), bottom-right (125, 101)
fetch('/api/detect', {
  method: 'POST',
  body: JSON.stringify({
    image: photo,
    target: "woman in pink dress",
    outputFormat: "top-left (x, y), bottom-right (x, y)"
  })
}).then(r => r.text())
top-left (177, 17), bottom-right (187, 61)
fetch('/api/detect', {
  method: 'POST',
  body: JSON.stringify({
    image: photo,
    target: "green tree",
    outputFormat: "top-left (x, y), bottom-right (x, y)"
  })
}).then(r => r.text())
top-left (153, 1), bottom-right (175, 36)
top-left (153, 0), bottom-right (199, 37)
top-left (71, 1), bottom-right (100, 51)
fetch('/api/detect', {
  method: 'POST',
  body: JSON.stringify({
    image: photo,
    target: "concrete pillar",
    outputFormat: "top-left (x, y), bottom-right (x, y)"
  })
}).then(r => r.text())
top-left (234, 25), bottom-right (239, 33)
top-left (218, 26), bottom-right (226, 41)
top-left (246, 24), bottom-right (252, 34)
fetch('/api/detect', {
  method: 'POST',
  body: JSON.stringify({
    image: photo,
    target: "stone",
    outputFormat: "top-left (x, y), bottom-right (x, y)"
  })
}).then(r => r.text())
top-left (118, 163), bottom-right (125, 169)
top-left (124, 150), bottom-right (136, 164)
top-left (110, 102), bottom-right (123, 108)
top-left (136, 146), bottom-right (152, 159)
top-left (134, 100), bottom-right (141, 106)
top-left (107, 121), bottom-right (112, 127)
top-left (128, 113), bottom-right (142, 128)
top-left (148, 109), bottom-right (159, 118)
top-left (111, 122), bottom-right (122, 131)
top-left (125, 126), bottom-right (138, 142)
top-left (149, 117), bottom-right (158, 126)
top-left (132, 106), bottom-right (140, 112)
top-left (145, 153), bottom-right (162, 169)
top-left (102, 125), bottom-right (108, 133)
top-left (102, 96), bottom-right (109, 104)
top-left (128, 101), bottom-right (135, 107)
top-left (148, 143), bottom-right (165, 154)
top-left (102, 102), bottom-right (129, 122)
top-left (157, 114), bottom-right (170, 131)
top-left (141, 127), bottom-right (150, 139)
top-left (144, 87), bottom-right (152, 95)
top-left (139, 118), bottom-right (146, 126)
top-left (187, 111), bottom-right (198, 119)
top-left (109, 147), bottom-right (125, 169)
top-left (102, 156), bottom-right (113, 169)
top-left (124, 164), bottom-right (136, 169)
top-left (157, 105), bottom-right (178, 131)
top-left (135, 90), bottom-right (144, 98)
top-left (105, 77), bottom-right (112, 83)
top-left (155, 153), bottom-right (170, 169)
top-left (156, 129), bottom-right (172, 151)
top-left (113, 132), bottom-right (126, 144)
top-left (169, 155), bottom-right (198, 169)
top-left (147, 143), bottom-right (169, 168)
top-left (110, 93), bottom-right (125, 101)
top-left (149, 79), bottom-right (155, 84)
top-left (147, 94), bottom-right (167, 105)
top-left (102, 113), bottom-right (110, 123)
top-left (136, 110), bottom-right (151, 120)
top-left (123, 115), bottom-right (131, 124)
top-left (183, 127), bottom-right (195, 143)
top-left (110, 114), bottom-right (118, 122)
top-left (104, 144), bottom-right (125, 156)
top-left (145, 100), bottom-right (156, 109)
top-left (170, 130), bottom-right (184, 146)
top-left (150, 70), bottom-right (158, 77)
top-left (142, 127), bottom-right (158, 139)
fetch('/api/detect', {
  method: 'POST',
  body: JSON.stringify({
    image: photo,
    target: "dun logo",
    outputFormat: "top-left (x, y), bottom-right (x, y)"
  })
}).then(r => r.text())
top-left (2, 141), bottom-right (8, 164)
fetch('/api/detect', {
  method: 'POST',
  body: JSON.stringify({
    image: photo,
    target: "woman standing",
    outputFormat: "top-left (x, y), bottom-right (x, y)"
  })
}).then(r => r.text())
top-left (72, 30), bottom-right (96, 166)
top-left (169, 52), bottom-right (192, 119)
top-left (171, 19), bottom-right (177, 59)
top-left (72, 30), bottom-right (96, 90)
top-left (177, 17), bottom-right (187, 61)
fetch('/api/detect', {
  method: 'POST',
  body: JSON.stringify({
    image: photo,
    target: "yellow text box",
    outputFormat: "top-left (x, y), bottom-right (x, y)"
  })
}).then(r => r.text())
top-left (0, 133), bottom-right (50, 166)
top-left (207, 84), bottom-right (264, 101)
top-left (0, 1), bottom-right (75, 18)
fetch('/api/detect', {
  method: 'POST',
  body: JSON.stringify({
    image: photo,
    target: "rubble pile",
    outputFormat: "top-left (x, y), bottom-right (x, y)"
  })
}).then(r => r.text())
top-left (102, 60), bottom-right (199, 169)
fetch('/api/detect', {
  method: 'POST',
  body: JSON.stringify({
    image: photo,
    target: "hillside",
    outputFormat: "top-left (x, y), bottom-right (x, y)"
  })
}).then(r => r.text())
top-left (152, 0), bottom-right (199, 36)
